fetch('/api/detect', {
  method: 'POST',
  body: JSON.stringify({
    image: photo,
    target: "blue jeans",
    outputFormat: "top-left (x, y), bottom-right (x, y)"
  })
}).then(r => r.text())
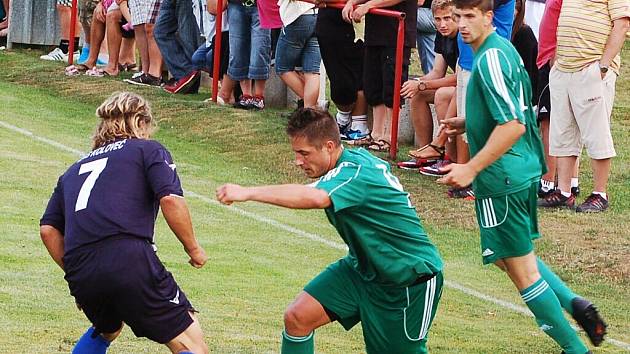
top-left (416, 7), bottom-right (436, 74)
top-left (192, 43), bottom-right (213, 72)
top-left (227, 2), bottom-right (271, 80)
top-left (154, 0), bottom-right (200, 80)
top-left (275, 13), bottom-right (320, 74)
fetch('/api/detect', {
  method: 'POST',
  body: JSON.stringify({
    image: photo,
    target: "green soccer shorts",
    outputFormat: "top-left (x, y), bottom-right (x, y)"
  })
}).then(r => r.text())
top-left (304, 258), bottom-right (443, 354)
top-left (475, 182), bottom-right (540, 265)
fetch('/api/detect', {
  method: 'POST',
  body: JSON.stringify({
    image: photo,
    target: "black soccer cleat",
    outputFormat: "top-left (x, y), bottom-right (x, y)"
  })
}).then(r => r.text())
top-left (571, 297), bottom-right (607, 346)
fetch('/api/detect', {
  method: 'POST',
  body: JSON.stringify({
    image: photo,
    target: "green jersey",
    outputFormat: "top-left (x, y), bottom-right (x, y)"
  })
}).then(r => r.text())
top-left (465, 32), bottom-right (546, 198)
top-left (312, 148), bottom-right (443, 287)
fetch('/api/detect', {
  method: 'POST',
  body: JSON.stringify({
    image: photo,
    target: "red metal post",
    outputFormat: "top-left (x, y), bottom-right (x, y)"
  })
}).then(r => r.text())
top-left (212, 0), bottom-right (224, 103)
top-left (389, 17), bottom-right (405, 160)
top-left (68, 0), bottom-right (79, 64)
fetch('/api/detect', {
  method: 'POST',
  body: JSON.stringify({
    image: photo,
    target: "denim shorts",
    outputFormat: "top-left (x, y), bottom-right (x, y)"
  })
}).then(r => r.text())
top-left (275, 13), bottom-right (321, 74)
top-left (227, 2), bottom-right (271, 80)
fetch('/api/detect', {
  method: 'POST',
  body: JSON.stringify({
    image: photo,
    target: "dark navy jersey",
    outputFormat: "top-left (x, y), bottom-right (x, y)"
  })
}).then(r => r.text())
top-left (40, 139), bottom-right (183, 254)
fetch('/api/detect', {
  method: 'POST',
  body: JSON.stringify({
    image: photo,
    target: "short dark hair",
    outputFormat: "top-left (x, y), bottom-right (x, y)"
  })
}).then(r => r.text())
top-left (286, 108), bottom-right (341, 147)
top-left (453, 0), bottom-right (493, 12)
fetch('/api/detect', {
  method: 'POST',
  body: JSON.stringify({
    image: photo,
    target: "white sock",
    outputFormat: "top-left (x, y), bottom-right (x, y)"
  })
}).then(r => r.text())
top-left (350, 115), bottom-right (368, 133)
top-left (336, 110), bottom-right (351, 126)
top-left (540, 179), bottom-right (555, 192)
top-left (592, 191), bottom-right (607, 200)
top-left (571, 178), bottom-right (579, 188)
top-left (560, 190), bottom-right (572, 198)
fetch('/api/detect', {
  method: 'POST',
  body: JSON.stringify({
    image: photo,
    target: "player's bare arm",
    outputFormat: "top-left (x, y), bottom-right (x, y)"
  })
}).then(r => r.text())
top-left (598, 17), bottom-right (630, 78)
top-left (160, 194), bottom-right (207, 268)
top-left (216, 184), bottom-right (332, 209)
top-left (350, 0), bottom-right (405, 22)
top-left (437, 120), bottom-right (525, 188)
top-left (40, 225), bottom-right (64, 270)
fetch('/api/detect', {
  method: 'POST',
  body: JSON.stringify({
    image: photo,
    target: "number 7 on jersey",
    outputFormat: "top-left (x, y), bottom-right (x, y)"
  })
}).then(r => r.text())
top-left (75, 157), bottom-right (108, 211)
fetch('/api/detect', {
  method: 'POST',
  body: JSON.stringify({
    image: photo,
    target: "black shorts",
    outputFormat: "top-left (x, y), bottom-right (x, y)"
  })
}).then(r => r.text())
top-left (63, 236), bottom-right (194, 344)
top-left (363, 46), bottom-right (410, 108)
top-left (536, 61), bottom-right (551, 122)
top-left (318, 36), bottom-right (364, 106)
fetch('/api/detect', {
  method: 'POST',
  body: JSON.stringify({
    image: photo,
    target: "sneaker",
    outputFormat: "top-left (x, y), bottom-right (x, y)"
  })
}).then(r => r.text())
top-left (571, 297), bottom-right (607, 346)
top-left (124, 72), bottom-right (161, 87)
top-left (537, 190), bottom-right (576, 209)
top-left (40, 47), bottom-right (78, 61)
top-left (251, 95), bottom-right (265, 110)
top-left (419, 159), bottom-right (451, 177)
top-left (396, 159), bottom-right (422, 170)
top-left (343, 129), bottom-right (370, 141)
top-left (338, 122), bottom-right (349, 138)
top-left (538, 186), bottom-right (555, 199)
top-left (448, 186), bottom-right (475, 200)
top-left (163, 71), bottom-right (200, 94)
top-left (575, 193), bottom-right (609, 213)
top-left (234, 94), bottom-right (254, 109)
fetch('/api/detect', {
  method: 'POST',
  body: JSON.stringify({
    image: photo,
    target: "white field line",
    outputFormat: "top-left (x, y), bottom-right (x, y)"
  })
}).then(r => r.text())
top-left (2, 119), bottom-right (628, 351)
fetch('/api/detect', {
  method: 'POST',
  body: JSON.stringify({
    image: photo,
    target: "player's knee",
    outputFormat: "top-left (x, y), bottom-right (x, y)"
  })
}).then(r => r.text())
top-left (283, 306), bottom-right (309, 333)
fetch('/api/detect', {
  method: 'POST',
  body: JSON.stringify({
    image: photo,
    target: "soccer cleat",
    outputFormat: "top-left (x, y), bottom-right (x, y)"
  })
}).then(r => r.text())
top-left (448, 186), bottom-right (475, 200)
top-left (537, 190), bottom-right (575, 209)
top-left (338, 123), bottom-right (349, 138)
top-left (419, 159), bottom-right (451, 177)
top-left (575, 193), bottom-right (609, 213)
top-left (251, 95), bottom-right (265, 110)
top-left (163, 71), bottom-right (200, 94)
top-left (571, 297), bottom-right (607, 346)
top-left (234, 94), bottom-right (254, 109)
top-left (40, 47), bottom-right (78, 62)
top-left (124, 72), bottom-right (161, 87)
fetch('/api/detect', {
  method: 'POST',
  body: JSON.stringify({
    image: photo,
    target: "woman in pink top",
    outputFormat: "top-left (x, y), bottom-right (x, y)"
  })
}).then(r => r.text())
top-left (257, 0), bottom-right (282, 29)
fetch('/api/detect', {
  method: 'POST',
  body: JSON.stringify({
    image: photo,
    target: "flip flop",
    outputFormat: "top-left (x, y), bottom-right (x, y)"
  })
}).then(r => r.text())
top-left (85, 67), bottom-right (116, 77)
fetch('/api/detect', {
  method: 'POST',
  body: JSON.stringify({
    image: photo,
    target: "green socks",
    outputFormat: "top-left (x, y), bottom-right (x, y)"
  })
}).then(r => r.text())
top-left (281, 330), bottom-right (314, 354)
top-left (521, 278), bottom-right (588, 354)
top-left (537, 257), bottom-right (578, 314)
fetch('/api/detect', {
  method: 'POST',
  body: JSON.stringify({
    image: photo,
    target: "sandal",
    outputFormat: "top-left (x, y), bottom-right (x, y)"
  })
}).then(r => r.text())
top-left (118, 63), bottom-right (137, 72)
top-left (367, 139), bottom-right (391, 153)
top-left (64, 64), bottom-right (89, 76)
top-left (408, 143), bottom-right (445, 161)
top-left (346, 134), bottom-right (373, 146)
top-left (85, 67), bottom-right (116, 77)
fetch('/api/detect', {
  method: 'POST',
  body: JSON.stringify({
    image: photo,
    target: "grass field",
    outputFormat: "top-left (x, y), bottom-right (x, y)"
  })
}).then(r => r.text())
top-left (0, 46), bottom-right (628, 353)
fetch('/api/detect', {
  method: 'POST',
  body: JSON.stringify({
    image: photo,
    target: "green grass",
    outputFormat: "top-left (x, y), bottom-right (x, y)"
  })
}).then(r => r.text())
top-left (0, 46), bottom-right (628, 353)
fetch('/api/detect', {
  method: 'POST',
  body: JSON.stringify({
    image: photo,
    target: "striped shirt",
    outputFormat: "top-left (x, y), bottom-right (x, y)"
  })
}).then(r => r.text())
top-left (555, 0), bottom-right (630, 74)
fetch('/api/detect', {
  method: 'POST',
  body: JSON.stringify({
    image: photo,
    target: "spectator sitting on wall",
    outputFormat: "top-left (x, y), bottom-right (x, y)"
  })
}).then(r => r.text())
top-left (41, 0), bottom-right (81, 61)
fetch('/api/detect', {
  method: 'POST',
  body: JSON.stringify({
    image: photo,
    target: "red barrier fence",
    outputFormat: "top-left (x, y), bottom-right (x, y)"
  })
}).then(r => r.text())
top-left (66, 0), bottom-right (406, 160)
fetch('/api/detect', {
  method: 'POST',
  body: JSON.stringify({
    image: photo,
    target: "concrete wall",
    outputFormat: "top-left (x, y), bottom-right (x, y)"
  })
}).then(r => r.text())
top-left (7, 0), bottom-right (61, 48)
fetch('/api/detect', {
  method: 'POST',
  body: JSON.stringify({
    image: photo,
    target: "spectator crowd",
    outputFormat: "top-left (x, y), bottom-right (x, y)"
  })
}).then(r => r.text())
top-left (21, 0), bottom-right (630, 212)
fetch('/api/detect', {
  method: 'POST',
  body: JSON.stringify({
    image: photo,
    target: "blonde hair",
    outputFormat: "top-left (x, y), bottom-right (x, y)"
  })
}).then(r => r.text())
top-left (92, 92), bottom-right (156, 149)
top-left (432, 0), bottom-right (454, 13)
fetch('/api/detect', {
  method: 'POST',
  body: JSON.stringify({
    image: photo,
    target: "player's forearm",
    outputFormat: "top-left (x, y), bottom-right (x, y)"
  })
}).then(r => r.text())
top-left (600, 18), bottom-right (630, 67)
top-left (426, 74), bottom-right (456, 90)
top-left (40, 225), bottom-right (64, 270)
top-left (247, 184), bottom-right (332, 209)
top-left (466, 120), bottom-right (525, 174)
top-left (160, 195), bottom-right (201, 253)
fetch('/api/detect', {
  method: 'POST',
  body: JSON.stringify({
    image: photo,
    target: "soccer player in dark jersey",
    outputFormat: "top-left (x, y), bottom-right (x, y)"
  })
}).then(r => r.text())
top-left (216, 108), bottom-right (443, 354)
top-left (437, 1), bottom-right (607, 352)
top-left (40, 92), bottom-right (209, 354)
